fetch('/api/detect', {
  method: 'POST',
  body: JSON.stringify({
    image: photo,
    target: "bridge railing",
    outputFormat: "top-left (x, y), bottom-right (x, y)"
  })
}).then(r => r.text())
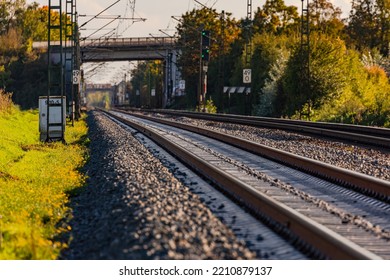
top-left (33, 37), bottom-right (177, 50)
top-left (80, 37), bottom-right (177, 48)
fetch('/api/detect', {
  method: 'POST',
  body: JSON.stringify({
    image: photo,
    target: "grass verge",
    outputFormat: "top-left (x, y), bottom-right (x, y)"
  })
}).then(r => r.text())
top-left (0, 106), bottom-right (88, 259)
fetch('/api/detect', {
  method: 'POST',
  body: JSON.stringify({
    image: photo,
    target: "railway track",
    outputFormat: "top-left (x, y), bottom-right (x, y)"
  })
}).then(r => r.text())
top-left (102, 109), bottom-right (390, 259)
top-left (117, 107), bottom-right (390, 149)
top-left (114, 108), bottom-right (390, 199)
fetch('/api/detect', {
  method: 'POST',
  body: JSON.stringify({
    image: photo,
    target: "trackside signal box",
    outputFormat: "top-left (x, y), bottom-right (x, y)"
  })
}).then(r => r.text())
top-left (39, 96), bottom-right (66, 142)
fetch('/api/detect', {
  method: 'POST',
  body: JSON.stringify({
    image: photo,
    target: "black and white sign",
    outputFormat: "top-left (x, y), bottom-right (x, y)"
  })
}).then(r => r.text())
top-left (72, 70), bottom-right (80, 85)
top-left (243, 69), bottom-right (251, 84)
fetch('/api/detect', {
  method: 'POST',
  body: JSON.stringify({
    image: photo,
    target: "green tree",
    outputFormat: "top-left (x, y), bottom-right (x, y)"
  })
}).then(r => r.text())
top-left (21, 3), bottom-right (48, 42)
top-left (313, 50), bottom-right (390, 126)
top-left (176, 7), bottom-right (240, 109)
top-left (0, 1), bottom-right (69, 108)
top-left (249, 33), bottom-right (295, 116)
top-left (309, 0), bottom-right (345, 37)
top-left (253, 0), bottom-right (299, 35)
top-left (347, 0), bottom-right (390, 56)
top-left (130, 61), bottom-right (164, 108)
top-left (281, 35), bottom-right (347, 118)
top-left (0, 0), bottom-right (26, 34)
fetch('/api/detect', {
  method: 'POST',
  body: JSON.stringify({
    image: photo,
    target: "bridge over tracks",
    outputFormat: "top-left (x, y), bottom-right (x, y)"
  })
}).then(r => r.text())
top-left (33, 36), bottom-right (182, 107)
top-left (79, 37), bottom-right (177, 62)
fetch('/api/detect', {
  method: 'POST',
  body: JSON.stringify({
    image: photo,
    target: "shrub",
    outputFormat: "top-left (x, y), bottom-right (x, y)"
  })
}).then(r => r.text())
top-left (0, 89), bottom-right (14, 115)
top-left (312, 50), bottom-right (390, 127)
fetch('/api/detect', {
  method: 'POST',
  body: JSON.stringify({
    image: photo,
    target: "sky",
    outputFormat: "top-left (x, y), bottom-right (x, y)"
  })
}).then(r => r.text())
top-left (27, 0), bottom-right (353, 83)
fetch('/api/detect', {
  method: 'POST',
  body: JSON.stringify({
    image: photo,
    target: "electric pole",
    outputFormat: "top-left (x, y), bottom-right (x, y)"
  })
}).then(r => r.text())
top-left (300, 0), bottom-right (310, 120)
top-left (243, 0), bottom-right (252, 115)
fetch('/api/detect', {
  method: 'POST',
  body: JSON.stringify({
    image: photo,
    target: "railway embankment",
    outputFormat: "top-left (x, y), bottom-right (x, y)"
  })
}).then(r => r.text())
top-left (0, 104), bottom-right (88, 259)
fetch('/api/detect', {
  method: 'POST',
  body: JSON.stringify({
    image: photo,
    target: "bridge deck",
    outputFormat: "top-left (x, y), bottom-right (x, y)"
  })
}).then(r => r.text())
top-left (33, 36), bottom-right (178, 62)
top-left (33, 37), bottom-right (176, 49)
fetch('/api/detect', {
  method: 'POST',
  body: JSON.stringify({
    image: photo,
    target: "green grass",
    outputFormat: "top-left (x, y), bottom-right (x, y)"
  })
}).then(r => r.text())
top-left (0, 106), bottom-right (88, 259)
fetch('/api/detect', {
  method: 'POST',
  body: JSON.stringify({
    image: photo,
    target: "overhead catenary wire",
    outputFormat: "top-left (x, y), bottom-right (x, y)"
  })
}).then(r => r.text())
top-left (79, 0), bottom-right (121, 28)
top-left (82, 16), bottom-right (120, 40)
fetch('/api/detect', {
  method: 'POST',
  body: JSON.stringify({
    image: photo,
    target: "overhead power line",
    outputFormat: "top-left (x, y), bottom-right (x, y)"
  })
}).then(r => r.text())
top-left (79, 0), bottom-right (121, 28)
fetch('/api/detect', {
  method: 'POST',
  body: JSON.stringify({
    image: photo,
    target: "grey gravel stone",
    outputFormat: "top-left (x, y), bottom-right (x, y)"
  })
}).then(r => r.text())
top-left (164, 116), bottom-right (390, 181)
top-left (59, 111), bottom-right (255, 260)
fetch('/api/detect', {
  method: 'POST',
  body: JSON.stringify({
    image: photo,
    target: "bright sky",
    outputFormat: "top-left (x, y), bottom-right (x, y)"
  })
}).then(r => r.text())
top-left (27, 0), bottom-right (353, 83)
top-left (28, 0), bottom-right (352, 38)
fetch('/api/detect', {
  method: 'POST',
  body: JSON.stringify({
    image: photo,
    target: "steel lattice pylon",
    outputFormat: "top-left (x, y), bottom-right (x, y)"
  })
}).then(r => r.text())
top-left (46, 0), bottom-right (65, 142)
top-left (244, 0), bottom-right (252, 115)
top-left (65, 0), bottom-right (75, 125)
top-left (245, 0), bottom-right (252, 67)
top-left (65, 0), bottom-right (81, 122)
top-left (300, 0), bottom-right (311, 119)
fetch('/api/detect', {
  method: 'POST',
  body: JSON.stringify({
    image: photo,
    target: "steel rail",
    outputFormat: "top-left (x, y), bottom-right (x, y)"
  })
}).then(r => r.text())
top-left (114, 109), bottom-right (390, 200)
top-left (152, 109), bottom-right (390, 138)
top-left (103, 109), bottom-right (383, 260)
top-left (121, 108), bottom-right (390, 148)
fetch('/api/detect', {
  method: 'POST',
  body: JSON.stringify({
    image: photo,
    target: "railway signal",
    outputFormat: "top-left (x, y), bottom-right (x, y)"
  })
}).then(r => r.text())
top-left (201, 30), bottom-right (210, 61)
top-left (201, 48), bottom-right (210, 61)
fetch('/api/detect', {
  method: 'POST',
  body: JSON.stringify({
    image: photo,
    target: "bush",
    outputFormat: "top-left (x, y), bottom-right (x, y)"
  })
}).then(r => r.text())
top-left (281, 34), bottom-right (347, 118)
top-left (312, 50), bottom-right (390, 127)
top-left (205, 97), bottom-right (217, 113)
top-left (0, 89), bottom-right (14, 115)
top-left (254, 53), bottom-right (288, 117)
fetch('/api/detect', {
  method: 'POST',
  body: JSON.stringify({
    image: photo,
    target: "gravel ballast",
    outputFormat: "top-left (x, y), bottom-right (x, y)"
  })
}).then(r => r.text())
top-left (160, 116), bottom-right (390, 181)
top-left (60, 111), bottom-right (255, 260)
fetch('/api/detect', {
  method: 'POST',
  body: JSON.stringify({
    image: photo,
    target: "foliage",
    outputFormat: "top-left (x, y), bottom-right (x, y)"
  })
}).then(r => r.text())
top-left (253, 0), bottom-right (300, 35)
top-left (281, 34), bottom-right (348, 118)
top-left (176, 7), bottom-right (240, 109)
top-left (0, 0), bottom-right (26, 35)
top-left (312, 50), bottom-right (390, 126)
top-left (9, 55), bottom-right (47, 109)
top-left (0, 1), bottom-right (67, 109)
top-left (87, 92), bottom-right (112, 109)
top-left (21, 3), bottom-right (49, 42)
top-left (0, 108), bottom-right (88, 259)
top-left (254, 52), bottom-right (289, 117)
top-left (0, 89), bottom-right (14, 114)
top-left (129, 61), bottom-right (163, 108)
top-left (347, 0), bottom-right (390, 56)
top-left (361, 49), bottom-right (390, 75)
top-left (251, 33), bottom-right (295, 112)
top-left (308, 0), bottom-right (345, 36)
top-left (206, 97), bottom-right (217, 113)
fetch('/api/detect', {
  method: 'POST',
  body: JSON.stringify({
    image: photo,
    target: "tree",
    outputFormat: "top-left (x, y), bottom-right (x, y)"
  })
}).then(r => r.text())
top-left (254, 52), bottom-right (288, 117)
top-left (250, 33), bottom-right (294, 116)
top-left (0, 0), bottom-right (26, 35)
top-left (130, 61), bottom-right (164, 108)
top-left (347, 0), bottom-right (390, 56)
top-left (253, 0), bottom-right (299, 35)
top-left (281, 35), bottom-right (347, 118)
top-left (21, 3), bottom-right (48, 42)
top-left (175, 7), bottom-right (240, 109)
top-left (309, 0), bottom-right (345, 37)
top-left (312, 50), bottom-right (390, 126)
